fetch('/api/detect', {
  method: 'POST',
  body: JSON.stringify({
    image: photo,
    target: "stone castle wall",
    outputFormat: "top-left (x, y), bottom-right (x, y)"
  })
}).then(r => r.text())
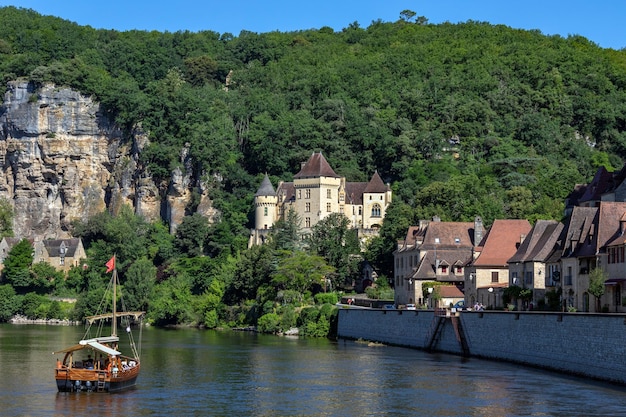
top-left (337, 308), bottom-right (626, 384)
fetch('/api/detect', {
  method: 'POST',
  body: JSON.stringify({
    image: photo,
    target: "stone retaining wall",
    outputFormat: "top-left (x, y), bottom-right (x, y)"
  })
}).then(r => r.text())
top-left (337, 308), bottom-right (626, 384)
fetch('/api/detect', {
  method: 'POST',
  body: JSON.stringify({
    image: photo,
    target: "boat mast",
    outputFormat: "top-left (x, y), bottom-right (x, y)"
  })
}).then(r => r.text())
top-left (112, 267), bottom-right (117, 337)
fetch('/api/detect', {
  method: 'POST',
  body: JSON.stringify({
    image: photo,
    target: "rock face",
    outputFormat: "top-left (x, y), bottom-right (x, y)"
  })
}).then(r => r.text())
top-left (0, 81), bottom-right (217, 240)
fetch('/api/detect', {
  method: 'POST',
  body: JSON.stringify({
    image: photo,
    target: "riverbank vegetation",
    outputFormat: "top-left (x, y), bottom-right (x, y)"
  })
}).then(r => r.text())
top-left (0, 7), bottom-right (625, 336)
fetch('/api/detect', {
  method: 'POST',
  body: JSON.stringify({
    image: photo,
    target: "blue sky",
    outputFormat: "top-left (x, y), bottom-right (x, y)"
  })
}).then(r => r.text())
top-left (1, 0), bottom-right (624, 50)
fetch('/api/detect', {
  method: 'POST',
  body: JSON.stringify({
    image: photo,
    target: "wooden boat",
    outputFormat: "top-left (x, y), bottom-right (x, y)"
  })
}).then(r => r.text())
top-left (54, 256), bottom-right (145, 393)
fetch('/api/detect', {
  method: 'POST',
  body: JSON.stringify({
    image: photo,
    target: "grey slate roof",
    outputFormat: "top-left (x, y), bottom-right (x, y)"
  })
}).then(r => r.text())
top-left (42, 238), bottom-right (82, 257)
top-left (255, 174), bottom-right (276, 197)
top-left (508, 220), bottom-right (563, 263)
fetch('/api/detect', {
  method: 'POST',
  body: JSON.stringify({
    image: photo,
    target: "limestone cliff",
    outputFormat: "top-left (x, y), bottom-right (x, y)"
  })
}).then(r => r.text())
top-left (0, 81), bottom-right (217, 240)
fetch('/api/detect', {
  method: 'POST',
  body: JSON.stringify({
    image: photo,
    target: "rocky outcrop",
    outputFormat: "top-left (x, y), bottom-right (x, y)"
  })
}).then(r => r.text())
top-left (0, 81), bottom-right (217, 240)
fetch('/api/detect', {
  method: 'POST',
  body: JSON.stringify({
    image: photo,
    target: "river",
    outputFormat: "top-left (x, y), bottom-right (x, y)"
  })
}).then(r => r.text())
top-left (1, 324), bottom-right (626, 417)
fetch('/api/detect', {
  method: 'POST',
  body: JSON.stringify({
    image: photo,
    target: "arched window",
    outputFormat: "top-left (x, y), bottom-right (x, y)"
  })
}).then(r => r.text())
top-left (371, 203), bottom-right (381, 217)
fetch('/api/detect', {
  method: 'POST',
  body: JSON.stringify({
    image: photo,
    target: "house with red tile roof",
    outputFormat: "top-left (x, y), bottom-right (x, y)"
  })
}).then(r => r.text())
top-left (465, 219), bottom-right (532, 309)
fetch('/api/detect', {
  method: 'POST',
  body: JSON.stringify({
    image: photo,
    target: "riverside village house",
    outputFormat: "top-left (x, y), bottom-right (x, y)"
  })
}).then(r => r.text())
top-left (394, 164), bottom-right (626, 313)
top-left (248, 152), bottom-right (392, 249)
top-left (0, 237), bottom-right (86, 273)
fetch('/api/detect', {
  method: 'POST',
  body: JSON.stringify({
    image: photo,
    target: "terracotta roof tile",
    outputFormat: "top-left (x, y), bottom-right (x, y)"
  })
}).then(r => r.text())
top-left (474, 219), bottom-right (532, 267)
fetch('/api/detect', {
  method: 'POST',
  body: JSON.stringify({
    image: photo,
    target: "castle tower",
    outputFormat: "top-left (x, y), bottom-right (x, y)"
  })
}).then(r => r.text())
top-left (255, 174), bottom-right (278, 230)
top-left (362, 171), bottom-right (392, 229)
top-left (249, 175), bottom-right (278, 247)
top-left (293, 152), bottom-right (342, 231)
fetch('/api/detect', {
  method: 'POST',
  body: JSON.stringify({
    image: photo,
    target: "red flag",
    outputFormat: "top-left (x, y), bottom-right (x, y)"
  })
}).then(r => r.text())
top-left (105, 256), bottom-right (115, 273)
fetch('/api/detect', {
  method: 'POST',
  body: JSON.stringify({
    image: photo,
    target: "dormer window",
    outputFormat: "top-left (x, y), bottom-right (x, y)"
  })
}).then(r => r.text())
top-left (455, 237), bottom-right (460, 244)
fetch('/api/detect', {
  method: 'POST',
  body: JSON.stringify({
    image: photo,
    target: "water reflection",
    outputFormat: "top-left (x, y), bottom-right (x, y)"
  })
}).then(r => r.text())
top-left (2, 325), bottom-right (626, 417)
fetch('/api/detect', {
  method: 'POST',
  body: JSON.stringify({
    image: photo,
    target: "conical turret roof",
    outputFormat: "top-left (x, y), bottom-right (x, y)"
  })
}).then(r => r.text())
top-left (255, 174), bottom-right (276, 196)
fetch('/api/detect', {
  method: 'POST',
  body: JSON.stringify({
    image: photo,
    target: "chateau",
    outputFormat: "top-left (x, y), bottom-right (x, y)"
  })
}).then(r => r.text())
top-left (249, 152), bottom-right (392, 247)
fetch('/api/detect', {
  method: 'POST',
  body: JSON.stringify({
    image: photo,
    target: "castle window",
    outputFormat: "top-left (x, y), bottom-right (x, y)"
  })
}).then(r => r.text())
top-left (326, 203), bottom-right (331, 212)
top-left (327, 189), bottom-right (331, 199)
top-left (264, 207), bottom-right (268, 216)
top-left (305, 189), bottom-right (311, 199)
top-left (371, 203), bottom-right (381, 217)
top-left (305, 202), bottom-right (311, 212)
top-left (298, 190), bottom-right (302, 199)
top-left (358, 207), bottom-right (362, 215)
top-left (305, 217), bottom-right (311, 228)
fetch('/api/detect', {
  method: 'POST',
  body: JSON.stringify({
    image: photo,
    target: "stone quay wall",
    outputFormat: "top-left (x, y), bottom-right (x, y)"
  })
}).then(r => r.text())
top-left (337, 308), bottom-right (626, 384)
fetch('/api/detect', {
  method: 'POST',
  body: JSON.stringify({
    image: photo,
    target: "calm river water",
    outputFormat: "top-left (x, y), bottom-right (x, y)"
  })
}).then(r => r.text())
top-left (1, 323), bottom-right (626, 417)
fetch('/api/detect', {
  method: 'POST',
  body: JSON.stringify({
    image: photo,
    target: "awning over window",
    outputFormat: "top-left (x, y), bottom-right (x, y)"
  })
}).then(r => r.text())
top-left (604, 278), bottom-right (626, 286)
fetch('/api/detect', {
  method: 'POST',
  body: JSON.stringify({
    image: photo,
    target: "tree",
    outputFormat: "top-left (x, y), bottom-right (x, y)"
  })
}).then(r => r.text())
top-left (2, 239), bottom-right (34, 291)
top-left (148, 274), bottom-right (194, 326)
top-left (183, 55), bottom-right (218, 86)
top-left (0, 284), bottom-right (19, 321)
top-left (225, 244), bottom-right (274, 304)
top-left (175, 213), bottom-right (209, 257)
top-left (270, 208), bottom-right (301, 251)
top-left (124, 257), bottom-right (157, 312)
top-left (272, 251), bottom-right (335, 295)
top-left (399, 10), bottom-right (416, 22)
top-left (30, 262), bottom-right (62, 293)
top-left (307, 213), bottom-right (361, 290)
top-left (588, 268), bottom-right (607, 312)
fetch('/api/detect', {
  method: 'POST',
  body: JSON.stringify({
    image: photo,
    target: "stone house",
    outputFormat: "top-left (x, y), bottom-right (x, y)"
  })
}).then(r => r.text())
top-left (393, 216), bottom-right (480, 307)
top-left (465, 219), bottom-right (532, 309)
top-left (34, 238), bottom-right (86, 273)
top-left (0, 237), bottom-right (86, 274)
top-left (553, 202), bottom-right (626, 312)
top-left (507, 220), bottom-right (564, 310)
top-left (248, 152), bottom-right (392, 247)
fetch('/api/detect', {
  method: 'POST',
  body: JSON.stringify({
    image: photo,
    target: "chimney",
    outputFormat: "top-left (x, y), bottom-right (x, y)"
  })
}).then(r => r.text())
top-left (474, 216), bottom-right (484, 245)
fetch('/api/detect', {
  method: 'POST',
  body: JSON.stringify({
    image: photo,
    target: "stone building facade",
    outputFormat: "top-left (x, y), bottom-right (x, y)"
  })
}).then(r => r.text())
top-left (249, 152), bottom-right (392, 247)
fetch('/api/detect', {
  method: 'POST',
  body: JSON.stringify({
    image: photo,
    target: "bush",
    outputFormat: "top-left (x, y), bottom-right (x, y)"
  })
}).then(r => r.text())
top-left (319, 303), bottom-right (336, 318)
top-left (314, 292), bottom-right (338, 305)
top-left (203, 309), bottom-right (219, 329)
top-left (297, 306), bottom-right (320, 327)
top-left (257, 312), bottom-right (281, 334)
top-left (21, 292), bottom-right (46, 319)
top-left (48, 300), bottom-right (61, 319)
top-left (0, 284), bottom-right (19, 321)
top-left (279, 304), bottom-right (297, 329)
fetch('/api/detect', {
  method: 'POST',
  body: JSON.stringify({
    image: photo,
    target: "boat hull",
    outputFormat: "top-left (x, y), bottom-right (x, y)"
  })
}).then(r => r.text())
top-left (55, 364), bottom-right (140, 393)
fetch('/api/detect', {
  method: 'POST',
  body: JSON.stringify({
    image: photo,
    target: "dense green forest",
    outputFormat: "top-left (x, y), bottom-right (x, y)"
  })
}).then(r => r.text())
top-left (0, 7), bottom-right (625, 334)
